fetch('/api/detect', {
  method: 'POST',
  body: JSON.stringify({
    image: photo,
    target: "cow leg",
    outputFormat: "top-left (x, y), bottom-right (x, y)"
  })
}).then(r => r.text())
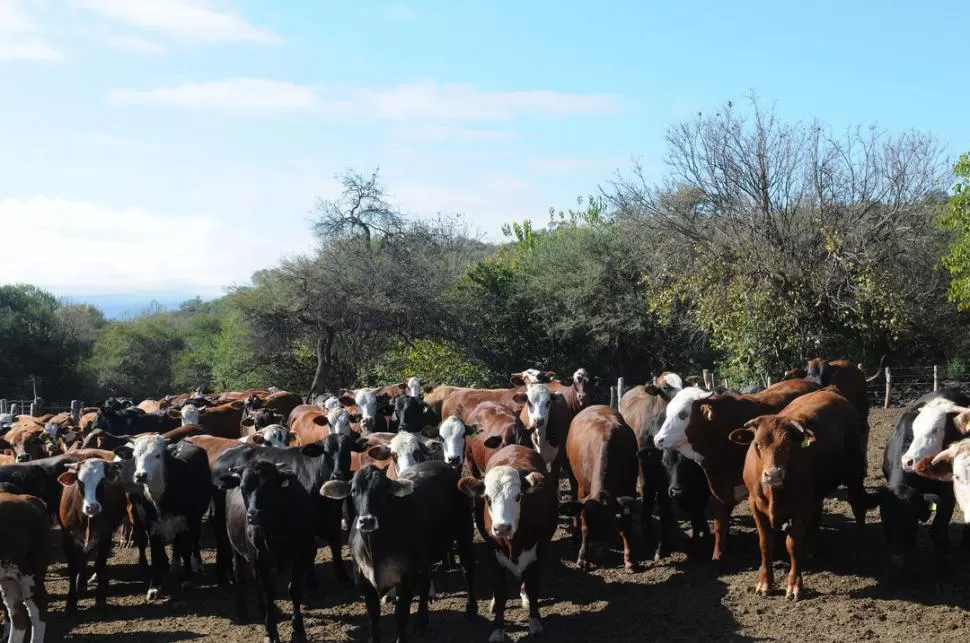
top-left (576, 511), bottom-right (590, 570)
top-left (750, 501), bottom-right (774, 597)
top-left (256, 557), bottom-right (279, 643)
top-left (522, 561), bottom-right (543, 638)
top-left (711, 500), bottom-right (733, 565)
top-left (146, 534), bottom-right (169, 602)
top-left (931, 496), bottom-right (956, 578)
top-left (638, 464), bottom-right (658, 559)
top-left (212, 490), bottom-right (233, 586)
top-left (394, 574), bottom-right (416, 643)
top-left (962, 524), bottom-right (970, 552)
top-left (618, 512), bottom-right (636, 572)
top-left (23, 572), bottom-right (47, 643)
top-left (95, 536), bottom-right (112, 607)
top-left (133, 514), bottom-right (149, 574)
top-left (486, 553), bottom-right (509, 643)
top-left (288, 554), bottom-right (309, 643)
top-left (690, 505), bottom-right (710, 557)
top-left (454, 519), bottom-right (477, 618)
top-left (232, 553), bottom-right (250, 622)
top-left (415, 568), bottom-right (431, 631)
top-left (361, 582), bottom-right (382, 643)
top-left (785, 518), bottom-right (806, 601)
top-left (1, 578), bottom-right (28, 643)
top-left (62, 533), bottom-right (80, 615)
top-left (655, 483), bottom-right (674, 559)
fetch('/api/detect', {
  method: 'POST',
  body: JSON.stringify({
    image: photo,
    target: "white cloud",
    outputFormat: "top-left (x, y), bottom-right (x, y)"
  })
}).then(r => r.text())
top-left (0, 197), bottom-right (287, 295)
top-left (390, 124), bottom-right (517, 143)
top-left (527, 155), bottom-right (626, 175)
top-left (75, 0), bottom-right (280, 44)
top-left (107, 78), bottom-right (621, 121)
top-left (108, 78), bottom-right (318, 113)
top-left (0, 0), bottom-right (63, 61)
top-left (101, 33), bottom-right (168, 54)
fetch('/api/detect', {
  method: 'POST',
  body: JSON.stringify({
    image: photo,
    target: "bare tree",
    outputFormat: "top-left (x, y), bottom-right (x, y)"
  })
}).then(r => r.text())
top-left (312, 169), bottom-right (403, 251)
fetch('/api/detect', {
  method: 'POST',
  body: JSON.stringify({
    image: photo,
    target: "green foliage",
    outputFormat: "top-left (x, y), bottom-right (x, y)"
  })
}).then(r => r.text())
top-left (360, 339), bottom-right (495, 388)
top-left (940, 153), bottom-right (970, 310)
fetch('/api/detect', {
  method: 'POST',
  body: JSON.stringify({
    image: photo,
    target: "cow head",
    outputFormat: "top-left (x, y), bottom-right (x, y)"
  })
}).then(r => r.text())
top-left (919, 439), bottom-right (970, 524)
top-left (458, 466), bottom-right (546, 539)
top-left (180, 404), bottom-right (202, 426)
top-left (318, 432), bottom-right (371, 482)
top-left (730, 416), bottom-right (815, 494)
top-left (241, 409), bottom-right (285, 431)
top-left (652, 386), bottom-right (713, 460)
top-left (439, 416), bottom-right (478, 469)
top-left (365, 431), bottom-right (441, 476)
top-left (128, 435), bottom-right (168, 486)
top-left (320, 464), bottom-right (415, 533)
top-left (222, 459), bottom-right (295, 530)
top-left (342, 388), bottom-right (392, 432)
top-left (571, 368), bottom-right (590, 406)
top-left (522, 384), bottom-right (552, 452)
top-left (652, 372), bottom-right (684, 399)
top-left (57, 458), bottom-right (123, 517)
top-left (510, 369), bottom-right (557, 387)
top-left (326, 407), bottom-right (352, 435)
top-left (900, 397), bottom-right (970, 472)
top-left (406, 377), bottom-right (422, 399)
top-left (391, 395), bottom-right (424, 433)
top-left (249, 424), bottom-right (293, 448)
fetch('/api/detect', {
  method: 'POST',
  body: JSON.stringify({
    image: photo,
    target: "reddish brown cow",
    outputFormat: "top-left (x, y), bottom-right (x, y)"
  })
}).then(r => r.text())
top-left (171, 400), bottom-right (246, 439)
top-left (442, 387), bottom-right (527, 424)
top-left (288, 404), bottom-right (332, 445)
top-left (423, 385), bottom-right (471, 416)
top-left (0, 491), bottom-right (50, 642)
top-left (349, 432), bottom-right (395, 475)
top-left (561, 405), bottom-right (639, 571)
top-left (457, 445), bottom-right (558, 641)
top-left (464, 401), bottom-right (531, 478)
top-left (545, 368), bottom-right (591, 415)
top-left (58, 458), bottom-right (127, 613)
top-left (653, 378), bottom-right (820, 564)
top-left (137, 399), bottom-right (162, 414)
top-left (729, 388), bottom-right (871, 600)
top-left (783, 357), bottom-right (876, 449)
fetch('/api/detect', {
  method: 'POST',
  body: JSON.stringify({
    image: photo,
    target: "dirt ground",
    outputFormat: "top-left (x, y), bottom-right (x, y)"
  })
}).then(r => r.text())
top-left (41, 408), bottom-right (970, 642)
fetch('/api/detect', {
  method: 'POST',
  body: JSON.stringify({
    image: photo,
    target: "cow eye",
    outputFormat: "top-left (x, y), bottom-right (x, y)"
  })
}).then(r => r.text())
top-left (679, 411), bottom-right (688, 420)
top-left (485, 495), bottom-right (492, 505)
top-left (515, 494), bottom-right (522, 502)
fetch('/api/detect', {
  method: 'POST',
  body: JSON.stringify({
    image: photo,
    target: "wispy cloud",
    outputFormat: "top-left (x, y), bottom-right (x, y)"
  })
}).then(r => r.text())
top-left (100, 33), bottom-right (168, 55)
top-left (75, 0), bottom-right (280, 44)
top-left (390, 124), bottom-right (518, 143)
top-left (85, 133), bottom-right (137, 150)
top-left (0, 0), bottom-right (63, 62)
top-left (107, 78), bottom-right (621, 121)
top-left (108, 78), bottom-right (318, 113)
top-left (527, 155), bottom-right (626, 175)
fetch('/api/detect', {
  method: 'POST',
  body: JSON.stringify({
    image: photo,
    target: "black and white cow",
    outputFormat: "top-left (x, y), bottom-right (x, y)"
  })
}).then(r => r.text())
top-left (116, 435), bottom-right (212, 601)
top-left (223, 459), bottom-right (315, 643)
top-left (321, 461), bottom-right (476, 643)
top-left (437, 416), bottom-right (477, 470)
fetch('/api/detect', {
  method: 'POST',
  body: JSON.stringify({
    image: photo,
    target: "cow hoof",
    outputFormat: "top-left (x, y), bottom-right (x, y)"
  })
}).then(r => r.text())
top-left (465, 601), bottom-right (477, 619)
top-left (755, 581), bottom-right (770, 597)
top-left (191, 558), bottom-right (204, 575)
top-left (341, 518), bottom-right (349, 531)
top-left (528, 618), bottom-right (543, 636)
top-left (146, 588), bottom-right (159, 602)
top-left (488, 629), bottom-right (506, 643)
top-left (624, 562), bottom-right (636, 574)
top-left (786, 587), bottom-right (801, 602)
top-left (181, 580), bottom-right (194, 592)
top-left (488, 598), bottom-right (496, 615)
top-left (520, 591), bottom-right (530, 611)
top-left (87, 572), bottom-right (98, 586)
top-left (429, 580), bottom-right (437, 602)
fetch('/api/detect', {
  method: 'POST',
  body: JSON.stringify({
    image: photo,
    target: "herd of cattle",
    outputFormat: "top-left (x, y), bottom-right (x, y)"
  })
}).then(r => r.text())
top-left (0, 360), bottom-right (968, 642)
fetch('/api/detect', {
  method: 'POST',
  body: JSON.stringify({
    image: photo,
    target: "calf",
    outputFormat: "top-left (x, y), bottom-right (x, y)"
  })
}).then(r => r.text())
top-left (390, 395), bottom-right (433, 434)
top-left (438, 416), bottom-right (477, 470)
top-left (223, 460), bottom-right (315, 643)
top-left (917, 438), bottom-right (970, 524)
top-left (519, 383), bottom-right (573, 483)
top-left (545, 368), bottom-right (591, 415)
top-left (339, 388), bottom-right (393, 434)
top-left (118, 436), bottom-right (212, 601)
top-left (457, 445), bottom-right (557, 642)
top-left (0, 491), bottom-right (50, 643)
top-left (321, 461), bottom-right (476, 643)
top-left (653, 379), bottom-right (819, 563)
top-left (879, 387), bottom-right (970, 575)
top-left (464, 402), bottom-right (531, 478)
top-left (729, 388), bottom-right (871, 601)
top-left (660, 447), bottom-right (710, 554)
top-left (57, 459), bottom-right (127, 613)
top-left (560, 406), bottom-right (638, 571)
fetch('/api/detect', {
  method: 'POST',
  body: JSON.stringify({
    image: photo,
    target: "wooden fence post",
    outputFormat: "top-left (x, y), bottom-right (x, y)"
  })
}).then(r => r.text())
top-left (0, 399), bottom-right (6, 414)
top-left (884, 367), bottom-right (892, 409)
top-left (9, 403), bottom-right (19, 417)
top-left (29, 402), bottom-right (37, 417)
top-left (723, 378), bottom-right (729, 390)
top-left (70, 400), bottom-right (82, 424)
top-left (609, 386), bottom-right (617, 410)
top-left (766, 377), bottom-right (773, 387)
top-left (617, 377), bottom-right (625, 403)
top-left (702, 369), bottom-right (712, 390)
top-left (933, 365), bottom-right (939, 392)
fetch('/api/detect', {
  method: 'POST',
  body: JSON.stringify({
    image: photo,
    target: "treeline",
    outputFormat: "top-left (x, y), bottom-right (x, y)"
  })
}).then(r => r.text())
top-left (5, 98), bottom-right (970, 403)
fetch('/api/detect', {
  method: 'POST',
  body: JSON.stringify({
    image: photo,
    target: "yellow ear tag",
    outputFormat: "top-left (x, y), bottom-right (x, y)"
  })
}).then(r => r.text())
top-left (800, 436), bottom-right (812, 449)
top-left (929, 502), bottom-right (938, 512)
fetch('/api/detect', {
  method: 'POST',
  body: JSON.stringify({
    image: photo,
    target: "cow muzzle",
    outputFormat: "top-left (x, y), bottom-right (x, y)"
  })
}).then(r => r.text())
top-left (246, 509), bottom-right (263, 526)
top-left (15, 454), bottom-right (30, 463)
top-left (134, 471), bottom-right (148, 484)
top-left (669, 485), bottom-right (682, 498)
top-left (761, 467), bottom-right (785, 488)
top-left (362, 417), bottom-right (376, 431)
top-left (491, 522), bottom-right (513, 538)
top-left (83, 502), bottom-right (102, 517)
top-left (446, 456), bottom-right (462, 468)
top-left (357, 514), bottom-right (379, 533)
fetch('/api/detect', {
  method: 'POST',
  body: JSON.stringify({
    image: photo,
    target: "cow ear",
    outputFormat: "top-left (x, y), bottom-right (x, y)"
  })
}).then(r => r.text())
top-left (287, 433), bottom-right (299, 444)
top-left (559, 501), bottom-right (583, 517)
top-left (954, 410), bottom-right (970, 434)
top-left (421, 439), bottom-right (442, 455)
top-left (699, 404), bottom-right (714, 421)
top-left (512, 393), bottom-right (528, 405)
top-left (367, 445), bottom-right (392, 461)
top-left (313, 415), bottom-right (329, 427)
top-left (379, 405), bottom-right (395, 416)
top-left (241, 417), bottom-right (255, 428)
top-left (921, 493), bottom-right (941, 519)
top-left (787, 422), bottom-right (815, 448)
top-left (230, 400), bottom-right (245, 410)
top-left (338, 395), bottom-right (356, 408)
top-left (509, 373), bottom-right (526, 387)
top-left (522, 471), bottom-right (546, 494)
top-left (483, 436), bottom-right (503, 449)
top-left (352, 437), bottom-right (371, 453)
top-left (166, 409), bottom-right (181, 419)
top-left (397, 383), bottom-right (407, 391)
top-left (113, 446), bottom-right (134, 460)
top-left (218, 472), bottom-right (242, 490)
top-left (423, 386), bottom-right (434, 394)
top-left (104, 462), bottom-right (122, 481)
top-left (643, 384), bottom-right (662, 396)
top-left (464, 423), bottom-right (480, 437)
top-left (542, 371), bottom-right (556, 382)
top-left (301, 442), bottom-right (326, 458)
top-left (320, 480), bottom-right (350, 500)
top-left (0, 438), bottom-right (12, 452)
top-left (389, 478), bottom-right (415, 498)
top-left (728, 428), bottom-right (754, 445)
top-left (251, 434), bottom-right (266, 445)
top-left (457, 476), bottom-right (485, 498)
top-left (57, 470), bottom-right (78, 487)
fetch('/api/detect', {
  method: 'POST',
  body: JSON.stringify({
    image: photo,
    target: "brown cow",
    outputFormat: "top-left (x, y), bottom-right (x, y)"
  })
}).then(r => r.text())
top-left (560, 405), bottom-right (639, 571)
top-left (728, 387), bottom-right (871, 601)
top-left (653, 378), bottom-right (820, 563)
top-left (422, 385), bottom-right (471, 416)
top-left (518, 383), bottom-right (573, 483)
top-left (442, 387), bottom-right (527, 424)
top-left (137, 399), bottom-right (162, 414)
top-left (783, 357), bottom-right (875, 450)
top-left (464, 401), bottom-right (531, 478)
top-left (0, 425), bottom-right (50, 462)
top-left (457, 445), bottom-right (558, 642)
top-left (58, 458), bottom-right (127, 613)
top-left (545, 368), bottom-right (591, 415)
top-left (0, 491), bottom-right (50, 642)
top-left (509, 370), bottom-right (557, 386)
top-left (172, 400), bottom-right (246, 439)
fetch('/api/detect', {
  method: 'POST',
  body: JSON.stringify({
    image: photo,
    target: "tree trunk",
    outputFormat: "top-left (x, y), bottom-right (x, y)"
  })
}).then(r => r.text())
top-left (308, 327), bottom-right (335, 401)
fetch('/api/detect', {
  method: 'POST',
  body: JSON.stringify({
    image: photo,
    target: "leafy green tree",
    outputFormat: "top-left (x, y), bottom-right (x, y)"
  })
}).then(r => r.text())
top-left (940, 153), bottom-right (970, 309)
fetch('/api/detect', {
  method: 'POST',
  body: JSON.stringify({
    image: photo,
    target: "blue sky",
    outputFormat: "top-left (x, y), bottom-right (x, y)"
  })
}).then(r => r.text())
top-left (2, 0), bottom-right (968, 302)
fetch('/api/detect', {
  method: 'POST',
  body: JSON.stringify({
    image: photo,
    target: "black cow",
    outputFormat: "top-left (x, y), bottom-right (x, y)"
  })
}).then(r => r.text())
top-left (117, 435), bottom-right (212, 601)
top-left (879, 387), bottom-right (970, 576)
top-left (321, 461), bottom-right (476, 643)
top-left (391, 395), bottom-right (434, 434)
top-left (92, 406), bottom-right (180, 437)
top-left (661, 447), bottom-right (710, 554)
top-left (212, 432), bottom-right (370, 592)
top-left (223, 459), bottom-right (315, 643)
